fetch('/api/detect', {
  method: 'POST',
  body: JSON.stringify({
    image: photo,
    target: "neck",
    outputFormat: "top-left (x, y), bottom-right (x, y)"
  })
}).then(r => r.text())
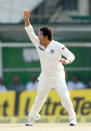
top-left (44, 40), bottom-right (52, 48)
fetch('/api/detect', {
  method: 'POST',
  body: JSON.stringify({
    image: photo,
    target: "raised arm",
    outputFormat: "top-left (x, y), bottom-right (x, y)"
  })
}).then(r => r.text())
top-left (24, 9), bottom-right (39, 47)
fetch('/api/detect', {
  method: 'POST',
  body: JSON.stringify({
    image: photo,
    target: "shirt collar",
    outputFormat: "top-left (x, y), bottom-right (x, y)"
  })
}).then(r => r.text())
top-left (38, 40), bottom-right (53, 50)
top-left (45, 40), bottom-right (53, 50)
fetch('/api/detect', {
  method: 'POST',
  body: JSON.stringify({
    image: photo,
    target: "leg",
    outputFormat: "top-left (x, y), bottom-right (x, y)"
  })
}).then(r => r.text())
top-left (55, 79), bottom-right (76, 121)
top-left (29, 79), bottom-right (51, 119)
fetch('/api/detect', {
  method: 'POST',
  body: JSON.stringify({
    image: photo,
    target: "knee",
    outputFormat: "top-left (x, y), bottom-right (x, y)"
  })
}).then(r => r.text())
top-left (61, 93), bottom-right (70, 101)
top-left (35, 94), bottom-right (45, 102)
top-left (61, 94), bottom-right (72, 105)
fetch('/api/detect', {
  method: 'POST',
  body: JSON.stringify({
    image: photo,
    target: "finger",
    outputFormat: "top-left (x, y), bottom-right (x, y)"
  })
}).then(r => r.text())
top-left (28, 9), bottom-right (31, 14)
top-left (24, 10), bottom-right (27, 15)
top-left (24, 10), bottom-right (27, 12)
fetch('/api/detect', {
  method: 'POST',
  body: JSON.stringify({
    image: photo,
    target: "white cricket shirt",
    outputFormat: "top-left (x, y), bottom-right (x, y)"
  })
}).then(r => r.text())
top-left (25, 24), bottom-right (75, 82)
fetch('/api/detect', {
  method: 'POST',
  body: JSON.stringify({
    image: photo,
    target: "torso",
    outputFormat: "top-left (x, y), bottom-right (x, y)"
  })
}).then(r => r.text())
top-left (36, 40), bottom-right (65, 81)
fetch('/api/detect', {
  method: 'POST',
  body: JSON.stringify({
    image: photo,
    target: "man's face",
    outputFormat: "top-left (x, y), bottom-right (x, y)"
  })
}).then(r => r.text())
top-left (38, 31), bottom-right (47, 45)
top-left (72, 75), bottom-right (78, 83)
top-left (13, 75), bottom-right (19, 84)
top-left (31, 74), bottom-right (36, 83)
top-left (0, 78), bottom-right (3, 85)
top-left (88, 81), bottom-right (91, 87)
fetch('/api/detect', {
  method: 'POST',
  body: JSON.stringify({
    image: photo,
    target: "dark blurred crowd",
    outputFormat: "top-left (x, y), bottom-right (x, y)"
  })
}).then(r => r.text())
top-left (65, 71), bottom-right (91, 90)
top-left (0, 72), bottom-right (91, 92)
top-left (0, 74), bottom-right (38, 93)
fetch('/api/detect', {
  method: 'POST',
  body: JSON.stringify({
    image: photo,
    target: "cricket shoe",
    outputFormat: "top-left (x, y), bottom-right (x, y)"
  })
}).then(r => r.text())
top-left (69, 118), bottom-right (77, 126)
top-left (26, 114), bottom-right (40, 126)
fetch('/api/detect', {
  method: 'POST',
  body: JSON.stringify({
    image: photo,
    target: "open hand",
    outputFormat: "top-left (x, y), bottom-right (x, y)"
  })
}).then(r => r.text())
top-left (24, 9), bottom-right (31, 20)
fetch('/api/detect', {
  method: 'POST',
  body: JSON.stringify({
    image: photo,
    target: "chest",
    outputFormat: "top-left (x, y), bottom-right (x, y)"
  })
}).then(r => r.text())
top-left (38, 46), bottom-right (60, 60)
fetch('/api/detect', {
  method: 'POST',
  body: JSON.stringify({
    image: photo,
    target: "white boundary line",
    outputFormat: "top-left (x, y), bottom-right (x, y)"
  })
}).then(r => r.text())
top-left (3, 67), bottom-right (91, 72)
top-left (55, 27), bottom-right (91, 32)
top-left (0, 43), bottom-right (91, 47)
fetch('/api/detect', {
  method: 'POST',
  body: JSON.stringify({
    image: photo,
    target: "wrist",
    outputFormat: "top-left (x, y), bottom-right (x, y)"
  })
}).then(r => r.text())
top-left (25, 18), bottom-right (30, 26)
top-left (63, 59), bottom-right (66, 64)
top-left (24, 17), bottom-right (29, 21)
top-left (65, 59), bottom-right (71, 64)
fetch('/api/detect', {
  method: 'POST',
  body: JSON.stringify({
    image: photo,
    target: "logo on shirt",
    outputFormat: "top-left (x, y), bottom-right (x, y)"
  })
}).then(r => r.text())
top-left (38, 46), bottom-right (44, 51)
top-left (50, 49), bottom-right (54, 54)
top-left (62, 47), bottom-right (65, 50)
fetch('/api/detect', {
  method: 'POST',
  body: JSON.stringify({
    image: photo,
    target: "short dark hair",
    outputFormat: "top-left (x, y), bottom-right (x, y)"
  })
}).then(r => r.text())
top-left (40, 26), bottom-right (53, 41)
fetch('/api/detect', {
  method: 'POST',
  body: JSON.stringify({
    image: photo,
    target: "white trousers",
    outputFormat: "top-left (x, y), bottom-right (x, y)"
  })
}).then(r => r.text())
top-left (29, 79), bottom-right (76, 120)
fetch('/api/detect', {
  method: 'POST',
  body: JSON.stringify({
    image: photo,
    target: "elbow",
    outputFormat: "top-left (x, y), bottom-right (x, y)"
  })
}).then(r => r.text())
top-left (68, 54), bottom-right (75, 63)
top-left (71, 54), bottom-right (75, 62)
top-left (73, 54), bottom-right (75, 61)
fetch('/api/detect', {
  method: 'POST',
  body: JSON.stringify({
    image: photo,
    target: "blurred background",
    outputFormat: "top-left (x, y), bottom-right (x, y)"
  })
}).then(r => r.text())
top-left (0, 0), bottom-right (91, 123)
